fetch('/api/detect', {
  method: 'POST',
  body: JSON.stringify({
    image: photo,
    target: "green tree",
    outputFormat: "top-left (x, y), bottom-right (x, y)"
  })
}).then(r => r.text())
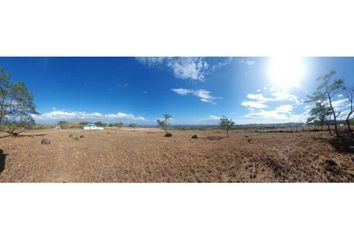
top-left (218, 116), bottom-right (235, 137)
top-left (57, 121), bottom-right (68, 129)
top-left (307, 70), bottom-right (344, 136)
top-left (79, 121), bottom-right (89, 126)
top-left (0, 67), bottom-right (38, 136)
top-left (306, 101), bottom-right (333, 134)
top-left (156, 114), bottom-right (172, 134)
top-left (95, 121), bottom-right (107, 127)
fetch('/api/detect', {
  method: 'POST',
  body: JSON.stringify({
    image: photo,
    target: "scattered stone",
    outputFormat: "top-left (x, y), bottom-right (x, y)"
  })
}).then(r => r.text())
top-left (245, 135), bottom-right (249, 138)
top-left (247, 139), bottom-right (252, 143)
top-left (41, 138), bottom-right (51, 145)
top-left (80, 135), bottom-right (84, 138)
top-left (165, 133), bottom-right (172, 137)
top-left (324, 159), bottom-right (337, 167)
top-left (324, 159), bottom-right (341, 174)
top-left (191, 134), bottom-right (198, 139)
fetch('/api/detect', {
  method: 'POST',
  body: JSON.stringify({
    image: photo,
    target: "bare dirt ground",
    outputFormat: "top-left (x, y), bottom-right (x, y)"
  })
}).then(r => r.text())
top-left (1, 128), bottom-right (354, 182)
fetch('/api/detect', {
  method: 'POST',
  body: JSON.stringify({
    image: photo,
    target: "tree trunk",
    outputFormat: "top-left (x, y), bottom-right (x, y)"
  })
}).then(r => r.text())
top-left (346, 117), bottom-right (351, 136)
top-left (327, 93), bottom-right (339, 137)
top-left (327, 121), bottom-right (332, 136)
top-left (226, 129), bottom-right (229, 137)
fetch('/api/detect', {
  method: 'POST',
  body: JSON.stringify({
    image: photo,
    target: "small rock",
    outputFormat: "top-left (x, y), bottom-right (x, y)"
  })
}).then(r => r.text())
top-left (324, 159), bottom-right (341, 174)
top-left (80, 135), bottom-right (84, 138)
top-left (69, 134), bottom-right (73, 138)
top-left (324, 159), bottom-right (337, 167)
top-left (165, 133), bottom-right (172, 137)
top-left (191, 134), bottom-right (198, 139)
top-left (247, 139), bottom-right (252, 143)
top-left (41, 138), bottom-right (51, 145)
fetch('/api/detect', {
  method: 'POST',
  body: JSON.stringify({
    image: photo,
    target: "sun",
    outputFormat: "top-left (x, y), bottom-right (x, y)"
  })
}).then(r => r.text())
top-left (267, 57), bottom-right (305, 89)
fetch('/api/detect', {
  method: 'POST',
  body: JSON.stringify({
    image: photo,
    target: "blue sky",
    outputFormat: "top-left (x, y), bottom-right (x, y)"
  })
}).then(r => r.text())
top-left (0, 57), bottom-right (353, 125)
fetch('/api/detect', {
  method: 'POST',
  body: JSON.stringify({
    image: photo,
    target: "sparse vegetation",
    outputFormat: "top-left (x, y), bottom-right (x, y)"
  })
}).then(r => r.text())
top-left (1, 128), bottom-right (353, 182)
top-left (157, 114), bottom-right (172, 135)
top-left (95, 121), bottom-right (107, 127)
top-left (58, 121), bottom-right (69, 129)
top-left (218, 116), bottom-right (235, 137)
top-left (108, 122), bottom-right (123, 128)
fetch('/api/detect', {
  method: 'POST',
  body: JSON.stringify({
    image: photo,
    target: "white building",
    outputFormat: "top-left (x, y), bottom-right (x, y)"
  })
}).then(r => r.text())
top-left (83, 124), bottom-right (104, 131)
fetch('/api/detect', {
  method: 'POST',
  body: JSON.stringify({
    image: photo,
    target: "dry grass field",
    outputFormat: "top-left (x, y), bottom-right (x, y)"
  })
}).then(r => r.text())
top-left (1, 127), bottom-right (354, 182)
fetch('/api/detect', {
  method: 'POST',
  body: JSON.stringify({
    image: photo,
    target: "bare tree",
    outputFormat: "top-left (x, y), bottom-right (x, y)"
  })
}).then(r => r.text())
top-left (342, 86), bottom-right (354, 135)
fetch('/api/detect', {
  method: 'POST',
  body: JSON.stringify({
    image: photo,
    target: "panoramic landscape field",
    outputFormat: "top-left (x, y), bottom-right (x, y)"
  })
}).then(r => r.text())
top-left (1, 127), bottom-right (353, 182)
top-left (1, 57), bottom-right (354, 183)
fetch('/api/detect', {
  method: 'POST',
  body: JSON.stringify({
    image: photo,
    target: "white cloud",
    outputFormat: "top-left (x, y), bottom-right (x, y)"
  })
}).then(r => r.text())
top-left (246, 93), bottom-right (271, 103)
top-left (171, 88), bottom-right (193, 95)
top-left (171, 88), bottom-right (221, 104)
top-left (211, 57), bottom-right (233, 71)
top-left (238, 59), bottom-right (255, 66)
top-left (207, 115), bottom-right (221, 120)
top-left (32, 111), bottom-right (146, 122)
top-left (332, 98), bottom-right (347, 109)
top-left (241, 101), bottom-right (266, 109)
top-left (245, 104), bottom-right (307, 123)
top-left (136, 57), bottom-right (208, 81)
top-left (136, 57), bottom-right (232, 81)
top-left (135, 57), bottom-right (166, 67)
top-left (270, 89), bottom-right (302, 104)
top-left (242, 89), bottom-right (301, 111)
top-left (193, 89), bottom-right (215, 103)
top-left (241, 88), bottom-right (307, 123)
top-left (166, 58), bottom-right (208, 81)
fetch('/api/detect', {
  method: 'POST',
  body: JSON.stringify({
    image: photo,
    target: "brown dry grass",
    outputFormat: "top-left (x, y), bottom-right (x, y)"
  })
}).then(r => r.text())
top-left (0, 128), bottom-right (354, 182)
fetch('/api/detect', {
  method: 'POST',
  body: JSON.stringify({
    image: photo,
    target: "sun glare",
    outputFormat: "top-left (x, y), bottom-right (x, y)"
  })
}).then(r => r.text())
top-left (267, 57), bottom-right (305, 89)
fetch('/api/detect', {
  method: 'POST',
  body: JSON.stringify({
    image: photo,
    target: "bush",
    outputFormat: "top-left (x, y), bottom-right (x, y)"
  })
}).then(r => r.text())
top-left (41, 138), bottom-right (51, 144)
top-left (191, 134), bottom-right (198, 139)
top-left (165, 133), bottom-right (172, 137)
